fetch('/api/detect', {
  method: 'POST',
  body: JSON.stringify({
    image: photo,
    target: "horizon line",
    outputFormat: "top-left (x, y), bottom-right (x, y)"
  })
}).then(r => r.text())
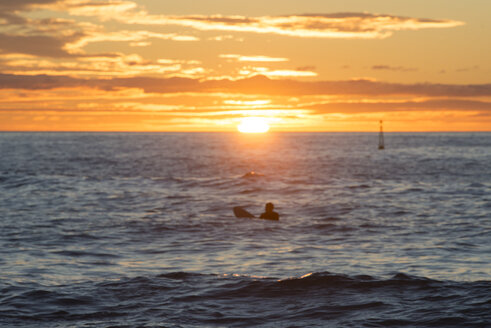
top-left (1, 130), bottom-right (490, 133)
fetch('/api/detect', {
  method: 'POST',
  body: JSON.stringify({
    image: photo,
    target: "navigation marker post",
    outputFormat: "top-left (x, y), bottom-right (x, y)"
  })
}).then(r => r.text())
top-left (378, 120), bottom-right (385, 150)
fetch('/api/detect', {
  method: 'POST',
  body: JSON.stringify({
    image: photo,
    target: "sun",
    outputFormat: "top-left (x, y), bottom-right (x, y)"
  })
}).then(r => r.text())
top-left (237, 117), bottom-right (270, 133)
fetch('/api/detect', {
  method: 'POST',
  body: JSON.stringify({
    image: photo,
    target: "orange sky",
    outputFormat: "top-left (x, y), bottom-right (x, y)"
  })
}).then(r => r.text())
top-left (1, 0), bottom-right (490, 131)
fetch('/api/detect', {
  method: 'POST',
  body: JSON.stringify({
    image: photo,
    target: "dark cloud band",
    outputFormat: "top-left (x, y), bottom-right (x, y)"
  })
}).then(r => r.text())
top-left (1, 74), bottom-right (490, 98)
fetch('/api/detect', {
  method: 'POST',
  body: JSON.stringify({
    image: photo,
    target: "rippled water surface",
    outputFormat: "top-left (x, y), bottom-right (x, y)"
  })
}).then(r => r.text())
top-left (1, 132), bottom-right (490, 327)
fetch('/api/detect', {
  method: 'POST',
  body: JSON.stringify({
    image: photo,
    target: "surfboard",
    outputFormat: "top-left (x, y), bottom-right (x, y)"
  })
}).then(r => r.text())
top-left (233, 206), bottom-right (255, 218)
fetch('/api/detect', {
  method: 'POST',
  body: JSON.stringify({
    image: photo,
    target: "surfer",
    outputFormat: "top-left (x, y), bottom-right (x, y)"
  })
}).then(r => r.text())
top-left (233, 203), bottom-right (280, 220)
top-left (259, 202), bottom-right (279, 221)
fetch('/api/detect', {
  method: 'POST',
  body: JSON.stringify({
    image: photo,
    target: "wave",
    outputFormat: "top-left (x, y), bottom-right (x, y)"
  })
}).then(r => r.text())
top-left (1, 271), bottom-right (489, 327)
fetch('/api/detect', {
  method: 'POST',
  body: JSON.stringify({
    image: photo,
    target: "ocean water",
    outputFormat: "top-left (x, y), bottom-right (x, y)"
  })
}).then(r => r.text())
top-left (0, 132), bottom-right (490, 327)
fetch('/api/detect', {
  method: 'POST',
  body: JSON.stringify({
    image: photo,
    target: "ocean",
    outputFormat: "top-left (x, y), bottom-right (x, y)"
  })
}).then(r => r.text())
top-left (0, 132), bottom-right (490, 327)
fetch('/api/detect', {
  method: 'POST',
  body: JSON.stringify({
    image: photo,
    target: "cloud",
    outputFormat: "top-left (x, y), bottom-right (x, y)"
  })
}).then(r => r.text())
top-left (0, 7), bottom-right (100, 58)
top-left (0, 53), bottom-right (205, 77)
top-left (66, 30), bottom-right (198, 52)
top-left (456, 65), bottom-right (479, 72)
top-left (0, 1), bottom-right (198, 59)
top-left (201, 75), bottom-right (491, 97)
top-left (0, 0), bottom-right (58, 9)
top-left (372, 65), bottom-right (418, 72)
top-left (129, 41), bottom-right (150, 47)
top-left (0, 0), bottom-right (58, 12)
top-left (207, 34), bottom-right (242, 41)
top-left (1, 74), bottom-right (490, 98)
top-left (238, 68), bottom-right (317, 78)
top-left (0, 33), bottom-right (77, 57)
top-left (1, 75), bottom-right (489, 132)
top-left (303, 99), bottom-right (491, 114)
top-left (296, 66), bottom-right (316, 71)
top-left (223, 100), bottom-right (271, 106)
top-left (0, 0), bottom-right (59, 24)
top-left (38, 2), bottom-right (462, 39)
top-left (111, 12), bottom-right (464, 39)
top-left (0, 73), bottom-right (84, 89)
top-left (220, 54), bottom-right (289, 62)
top-left (45, 0), bottom-right (138, 17)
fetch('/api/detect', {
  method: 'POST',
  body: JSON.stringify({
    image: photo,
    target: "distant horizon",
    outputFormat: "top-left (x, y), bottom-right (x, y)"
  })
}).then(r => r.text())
top-left (2, 130), bottom-right (490, 133)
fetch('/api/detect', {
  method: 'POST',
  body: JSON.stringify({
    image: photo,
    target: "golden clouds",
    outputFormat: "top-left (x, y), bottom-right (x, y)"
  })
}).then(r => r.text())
top-left (20, 1), bottom-right (464, 40)
top-left (219, 54), bottom-right (289, 62)
top-left (1, 71), bottom-right (490, 133)
top-left (40, 0), bottom-right (138, 17)
top-left (218, 55), bottom-right (317, 79)
top-left (68, 30), bottom-right (198, 51)
top-left (0, 54), bottom-right (205, 77)
top-left (0, 0), bottom-right (466, 78)
top-left (110, 12), bottom-right (464, 39)
top-left (238, 68), bottom-right (317, 78)
top-left (0, 0), bottom-right (488, 132)
top-left (2, 74), bottom-right (491, 97)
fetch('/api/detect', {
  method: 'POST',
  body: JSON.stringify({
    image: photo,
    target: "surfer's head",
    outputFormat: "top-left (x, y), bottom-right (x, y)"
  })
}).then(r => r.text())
top-left (265, 202), bottom-right (274, 212)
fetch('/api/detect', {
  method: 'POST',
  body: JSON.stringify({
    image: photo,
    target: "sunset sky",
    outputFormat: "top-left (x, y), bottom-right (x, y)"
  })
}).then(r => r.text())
top-left (1, 0), bottom-right (490, 131)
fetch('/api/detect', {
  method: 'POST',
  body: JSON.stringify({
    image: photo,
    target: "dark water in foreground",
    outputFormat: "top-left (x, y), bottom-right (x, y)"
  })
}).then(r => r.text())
top-left (1, 132), bottom-right (490, 327)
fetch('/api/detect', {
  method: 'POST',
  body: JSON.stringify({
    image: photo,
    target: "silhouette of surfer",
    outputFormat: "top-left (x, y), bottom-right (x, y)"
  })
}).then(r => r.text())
top-left (233, 203), bottom-right (279, 220)
top-left (260, 202), bottom-right (279, 221)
